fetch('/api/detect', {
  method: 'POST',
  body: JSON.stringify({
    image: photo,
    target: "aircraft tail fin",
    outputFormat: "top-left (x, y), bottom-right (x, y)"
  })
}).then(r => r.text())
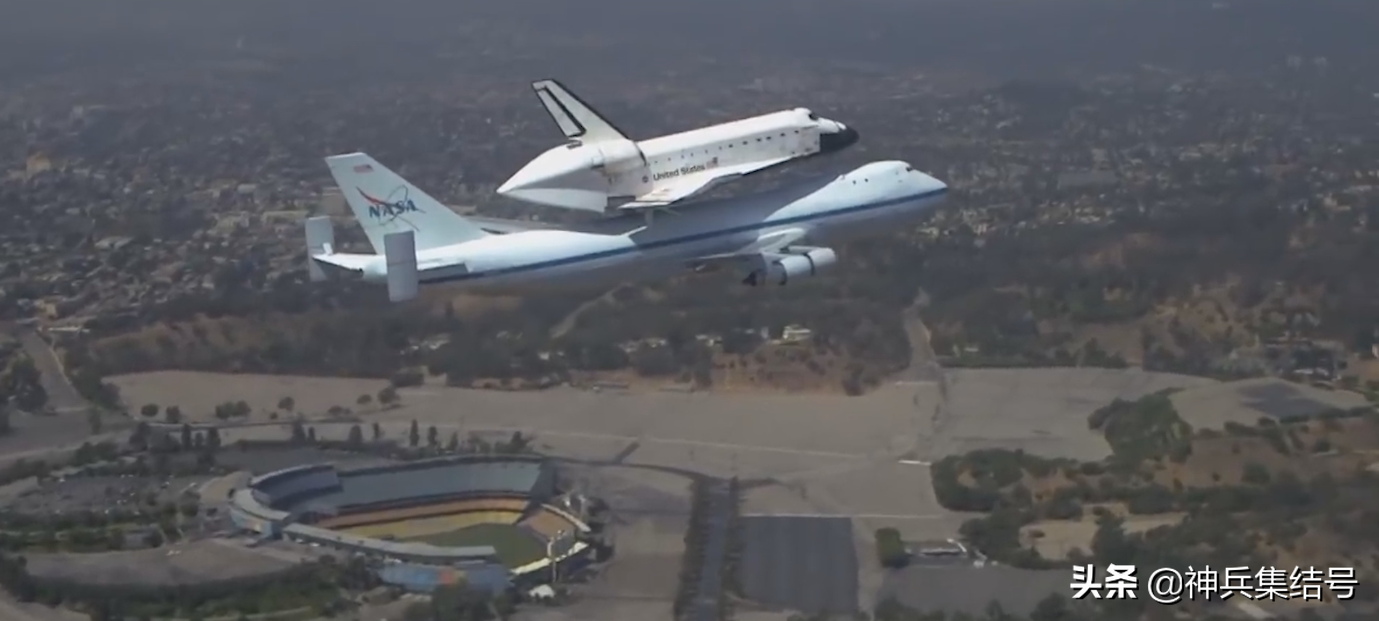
top-left (531, 79), bottom-right (629, 143)
top-left (324, 152), bottom-right (490, 254)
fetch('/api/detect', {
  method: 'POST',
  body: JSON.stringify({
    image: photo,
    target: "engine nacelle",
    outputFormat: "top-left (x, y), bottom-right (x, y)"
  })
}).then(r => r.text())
top-left (589, 139), bottom-right (647, 174)
top-left (742, 248), bottom-right (838, 286)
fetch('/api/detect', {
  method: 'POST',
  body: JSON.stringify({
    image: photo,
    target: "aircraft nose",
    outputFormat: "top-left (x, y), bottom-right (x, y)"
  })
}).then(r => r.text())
top-left (497, 165), bottom-right (537, 196)
top-left (820, 124), bottom-right (860, 153)
top-left (920, 171), bottom-right (948, 193)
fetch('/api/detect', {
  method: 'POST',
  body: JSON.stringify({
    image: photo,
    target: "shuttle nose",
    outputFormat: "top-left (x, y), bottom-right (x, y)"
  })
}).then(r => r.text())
top-left (820, 123), bottom-right (860, 153)
top-left (497, 147), bottom-right (612, 211)
top-left (497, 164), bottom-right (538, 196)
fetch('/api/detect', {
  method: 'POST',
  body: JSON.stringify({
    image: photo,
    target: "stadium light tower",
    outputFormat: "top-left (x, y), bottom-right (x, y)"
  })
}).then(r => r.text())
top-left (546, 528), bottom-right (567, 584)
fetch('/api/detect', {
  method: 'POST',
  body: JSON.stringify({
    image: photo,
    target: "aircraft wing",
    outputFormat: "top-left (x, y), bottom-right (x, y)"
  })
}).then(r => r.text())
top-left (688, 228), bottom-right (811, 272)
top-left (619, 157), bottom-right (791, 210)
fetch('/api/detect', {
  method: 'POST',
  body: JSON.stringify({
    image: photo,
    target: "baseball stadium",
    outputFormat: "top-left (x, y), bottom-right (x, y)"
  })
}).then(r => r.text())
top-left (228, 454), bottom-right (595, 593)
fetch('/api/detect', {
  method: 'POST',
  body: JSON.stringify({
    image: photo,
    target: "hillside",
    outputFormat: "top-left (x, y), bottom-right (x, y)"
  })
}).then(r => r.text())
top-left (931, 386), bottom-right (1379, 616)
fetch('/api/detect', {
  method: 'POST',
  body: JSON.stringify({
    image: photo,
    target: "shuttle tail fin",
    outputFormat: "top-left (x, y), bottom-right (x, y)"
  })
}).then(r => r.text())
top-left (325, 152), bottom-right (490, 254)
top-left (531, 79), bottom-right (629, 143)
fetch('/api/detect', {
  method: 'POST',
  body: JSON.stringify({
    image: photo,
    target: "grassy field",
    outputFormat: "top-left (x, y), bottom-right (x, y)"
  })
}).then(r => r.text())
top-left (342, 510), bottom-right (521, 539)
top-left (410, 523), bottom-right (547, 568)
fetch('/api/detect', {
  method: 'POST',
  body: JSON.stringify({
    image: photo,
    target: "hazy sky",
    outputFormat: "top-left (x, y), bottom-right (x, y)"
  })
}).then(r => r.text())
top-left (0, 0), bottom-right (1374, 84)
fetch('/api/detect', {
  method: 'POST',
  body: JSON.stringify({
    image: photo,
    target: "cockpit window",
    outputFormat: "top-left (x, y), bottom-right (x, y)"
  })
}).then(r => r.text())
top-left (904, 165), bottom-right (914, 172)
top-left (807, 112), bottom-right (818, 121)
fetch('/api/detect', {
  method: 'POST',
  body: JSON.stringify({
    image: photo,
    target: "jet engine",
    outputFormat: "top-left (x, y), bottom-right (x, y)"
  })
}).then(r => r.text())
top-left (742, 248), bottom-right (838, 286)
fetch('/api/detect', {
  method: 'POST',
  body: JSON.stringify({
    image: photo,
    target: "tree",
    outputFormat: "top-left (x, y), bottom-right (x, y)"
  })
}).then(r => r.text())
top-left (129, 421), bottom-right (151, 451)
top-left (278, 396), bottom-right (295, 412)
top-left (347, 424), bottom-right (364, 449)
top-left (447, 431), bottom-right (460, 451)
top-left (372, 422), bottom-right (383, 440)
top-left (1031, 590), bottom-right (1070, 621)
top-left (378, 386), bottom-right (399, 407)
top-left (290, 420), bottom-right (307, 444)
top-left (502, 431), bottom-right (531, 453)
top-left (409, 420), bottom-right (420, 447)
top-left (139, 404), bottom-right (159, 418)
top-left (205, 427), bottom-right (221, 452)
top-left (356, 394), bottom-right (372, 408)
top-left (391, 369), bottom-right (424, 387)
top-left (427, 425), bottom-right (439, 447)
top-left (874, 528), bottom-right (908, 568)
top-left (180, 424), bottom-right (193, 449)
top-left (307, 427), bottom-right (317, 443)
top-left (164, 406), bottom-right (182, 424)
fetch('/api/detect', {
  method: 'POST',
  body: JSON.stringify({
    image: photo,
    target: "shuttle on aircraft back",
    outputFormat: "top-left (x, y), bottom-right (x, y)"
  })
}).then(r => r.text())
top-left (309, 152), bottom-right (945, 303)
top-left (497, 79), bottom-right (860, 216)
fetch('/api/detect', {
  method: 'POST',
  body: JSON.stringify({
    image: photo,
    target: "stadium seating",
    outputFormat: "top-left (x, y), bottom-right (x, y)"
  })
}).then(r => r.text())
top-left (319, 499), bottom-right (530, 530)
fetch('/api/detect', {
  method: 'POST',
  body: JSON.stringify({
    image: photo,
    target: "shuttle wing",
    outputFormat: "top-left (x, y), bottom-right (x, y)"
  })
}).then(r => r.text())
top-left (619, 157), bottom-right (791, 210)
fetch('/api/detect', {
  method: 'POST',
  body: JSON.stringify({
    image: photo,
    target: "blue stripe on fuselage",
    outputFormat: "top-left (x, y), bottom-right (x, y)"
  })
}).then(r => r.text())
top-left (420, 186), bottom-right (948, 284)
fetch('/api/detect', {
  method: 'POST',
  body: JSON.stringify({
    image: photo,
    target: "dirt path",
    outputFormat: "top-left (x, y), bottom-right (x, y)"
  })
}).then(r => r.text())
top-left (15, 328), bottom-right (87, 413)
top-left (895, 289), bottom-right (951, 463)
top-left (548, 286), bottom-right (625, 341)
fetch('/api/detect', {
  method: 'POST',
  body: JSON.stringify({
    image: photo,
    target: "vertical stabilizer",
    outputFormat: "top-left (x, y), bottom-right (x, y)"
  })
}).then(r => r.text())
top-left (531, 79), bottom-right (629, 143)
top-left (324, 152), bottom-right (490, 254)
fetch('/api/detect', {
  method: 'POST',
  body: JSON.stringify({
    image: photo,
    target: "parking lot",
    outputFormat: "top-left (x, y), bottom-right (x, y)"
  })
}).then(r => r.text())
top-left (739, 516), bottom-right (858, 614)
top-left (213, 445), bottom-right (392, 474)
top-left (23, 539), bottom-right (293, 585)
top-left (7, 474), bottom-right (210, 514)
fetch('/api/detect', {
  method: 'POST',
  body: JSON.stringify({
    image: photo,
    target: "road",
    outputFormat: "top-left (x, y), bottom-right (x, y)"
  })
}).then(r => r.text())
top-left (0, 594), bottom-right (80, 621)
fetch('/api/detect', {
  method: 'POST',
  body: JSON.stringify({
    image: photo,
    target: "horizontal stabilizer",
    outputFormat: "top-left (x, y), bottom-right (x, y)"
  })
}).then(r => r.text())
top-left (304, 216), bottom-right (335, 282)
top-left (384, 230), bottom-right (418, 303)
top-left (531, 79), bottom-right (629, 143)
top-left (310, 252), bottom-right (375, 279)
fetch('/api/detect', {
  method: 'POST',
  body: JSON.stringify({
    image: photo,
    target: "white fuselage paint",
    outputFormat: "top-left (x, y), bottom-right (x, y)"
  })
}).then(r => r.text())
top-left (612, 109), bottom-right (825, 191)
top-left (498, 108), bottom-right (849, 212)
top-left (359, 161), bottom-right (947, 294)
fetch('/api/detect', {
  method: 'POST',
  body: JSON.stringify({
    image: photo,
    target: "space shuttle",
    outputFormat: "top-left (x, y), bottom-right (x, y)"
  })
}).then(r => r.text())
top-left (497, 79), bottom-right (860, 215)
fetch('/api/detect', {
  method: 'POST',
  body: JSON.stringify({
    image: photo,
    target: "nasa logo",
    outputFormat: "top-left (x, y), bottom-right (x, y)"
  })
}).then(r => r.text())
top-left (358, 187), bottom-right (423, 223)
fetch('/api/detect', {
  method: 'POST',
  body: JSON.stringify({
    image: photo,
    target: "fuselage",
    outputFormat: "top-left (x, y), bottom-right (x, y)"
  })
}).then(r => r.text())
top-left (361, 161), bottom-right (947, 293)
top-left (497, 108), bottom-right (859, 212)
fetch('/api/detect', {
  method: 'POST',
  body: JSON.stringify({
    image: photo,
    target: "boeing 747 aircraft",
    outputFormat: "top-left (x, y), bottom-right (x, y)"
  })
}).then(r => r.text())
top-left (307, 153), bottom-right (947, 302)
